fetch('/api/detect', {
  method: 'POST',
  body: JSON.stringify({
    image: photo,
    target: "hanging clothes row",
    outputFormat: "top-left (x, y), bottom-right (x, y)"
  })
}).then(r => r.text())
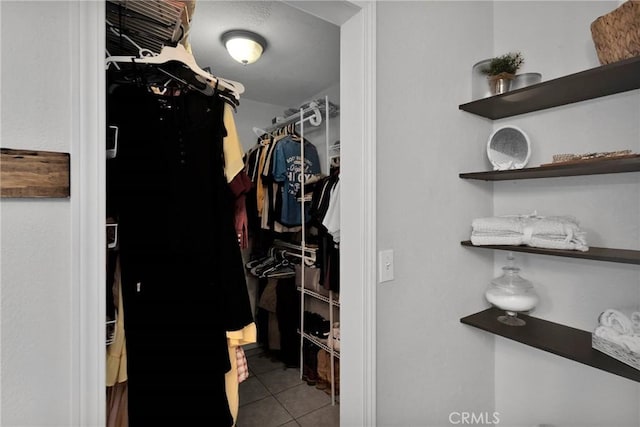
top-left (105, 35), bottom-right (254, 426)
top-left (242, 109), bottom-right (325, 371)
top-left (244, 124), bottom-right (322, 235)
top-left (307, 169), bottom-right (340, 244)
top-left (306, 170), bottom-right (340, 293)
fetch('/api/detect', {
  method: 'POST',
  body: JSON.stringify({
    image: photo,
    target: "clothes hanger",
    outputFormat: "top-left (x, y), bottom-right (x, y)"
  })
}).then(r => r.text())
top-left (104, 20), bottom-right (244, 100)
top-left (218, 92), bottom-right (240, 110)
top-left (253, 127), bottom-right (273, 138)
top-left (288, 123), bottom-right (302, 141)
top-left (106, 44), bottom-right (244, 99)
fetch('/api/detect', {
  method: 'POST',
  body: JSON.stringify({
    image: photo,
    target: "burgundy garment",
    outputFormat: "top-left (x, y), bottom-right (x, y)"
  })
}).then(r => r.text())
top-left (229, 170), bottom-right (253, 249)
top-left (107, 79), bottom-right (253, 426)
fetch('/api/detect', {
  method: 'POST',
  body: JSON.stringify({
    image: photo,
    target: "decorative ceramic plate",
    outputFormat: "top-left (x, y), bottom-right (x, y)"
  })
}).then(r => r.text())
top-left (487, 126), bottom-right (531, 170)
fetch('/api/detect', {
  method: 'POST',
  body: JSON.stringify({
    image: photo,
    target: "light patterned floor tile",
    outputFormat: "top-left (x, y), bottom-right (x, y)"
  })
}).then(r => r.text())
top-left (239, 376), bottom-right (270, 407)
top-left (236, 396), bottom-right (293, 427)
top-left (256, 366), bottom-right (305, 394)
top-left (296, 402), bottom-right (340, 427)
top-left (275, 383), bottom-right (332, 419)
top-left (247, 353), bottom-right (286, 375)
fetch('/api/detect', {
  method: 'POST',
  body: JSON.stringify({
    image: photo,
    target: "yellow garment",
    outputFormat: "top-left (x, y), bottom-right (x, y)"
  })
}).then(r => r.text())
top-left (106, 258), bottom-right (127, 386)
top-left (223, 103), bottom-right (245, 183)
top-left (255, 141), bottom-right (269, 217)
top-left (225, 323), bottom-right (257, 425)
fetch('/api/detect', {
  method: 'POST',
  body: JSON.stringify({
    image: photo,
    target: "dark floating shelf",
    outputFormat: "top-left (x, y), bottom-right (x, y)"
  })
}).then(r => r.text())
top-left (459, 56), bottom-right (640, 120)
top-left (461, 308), bottom-right (640, 383)
top-left (459, 156), bottom-right (640, 181)
top-left (461, 241), bottom-right (640, 265)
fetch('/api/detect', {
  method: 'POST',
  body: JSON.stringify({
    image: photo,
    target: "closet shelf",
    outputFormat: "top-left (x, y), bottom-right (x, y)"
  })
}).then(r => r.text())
top-left (298, 330), bottom-right (340, 359)
top-left (297, 287), bottom-right (340, 307)
top-left (459, 156), bottom-right (640, 180)
top-left (459, 55), bottom-right (640, 120)
top-left (461, 307), bottom-right (640, 383)
top-left (106, 0), bottom-right (192, 57)
top-left (461, 241), bottom-right (640, 265)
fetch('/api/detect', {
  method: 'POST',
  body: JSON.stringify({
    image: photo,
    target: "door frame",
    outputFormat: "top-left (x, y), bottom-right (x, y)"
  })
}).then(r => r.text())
top-left (72, 1), bottom-right (377, 425)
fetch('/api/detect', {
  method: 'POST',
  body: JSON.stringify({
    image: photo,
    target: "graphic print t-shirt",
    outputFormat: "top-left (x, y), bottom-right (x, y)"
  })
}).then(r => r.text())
top-left (272, 136), bottom-right (321, 226)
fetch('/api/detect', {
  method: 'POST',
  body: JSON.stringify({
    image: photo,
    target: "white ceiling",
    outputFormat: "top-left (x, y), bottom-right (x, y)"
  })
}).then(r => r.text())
top-left (188, 1), bottom-right (342, 107)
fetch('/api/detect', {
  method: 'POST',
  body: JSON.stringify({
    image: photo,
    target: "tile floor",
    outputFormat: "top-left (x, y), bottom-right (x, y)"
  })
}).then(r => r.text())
top-left (237, 346), bottom-right (340, 427)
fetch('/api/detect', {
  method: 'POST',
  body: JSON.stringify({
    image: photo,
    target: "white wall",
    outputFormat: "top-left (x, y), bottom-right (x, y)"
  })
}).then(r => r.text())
top-left (234, 98), bottom-right (289, 153)
top-left (1, 1), bottom-right (75, 425)
top-left (492, 2), bottom-right (640, 426)
top-left (376, 2), bottom-right (496, 425)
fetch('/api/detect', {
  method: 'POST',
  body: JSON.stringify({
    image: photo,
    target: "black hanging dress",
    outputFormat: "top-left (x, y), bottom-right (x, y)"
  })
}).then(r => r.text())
top-left (107, 81), bottom-right (254, 426)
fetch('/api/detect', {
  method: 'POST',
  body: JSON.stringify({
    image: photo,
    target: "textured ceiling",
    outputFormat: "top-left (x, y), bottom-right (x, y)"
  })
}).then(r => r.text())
top-left (188, 1), bottom-right (341, 107)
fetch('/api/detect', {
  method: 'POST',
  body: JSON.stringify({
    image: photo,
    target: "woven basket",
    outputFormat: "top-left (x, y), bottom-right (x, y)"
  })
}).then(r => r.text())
top-left (590, 0), bottom-right (640, 64)
top-left (592, 334), bottom-right (640, 371)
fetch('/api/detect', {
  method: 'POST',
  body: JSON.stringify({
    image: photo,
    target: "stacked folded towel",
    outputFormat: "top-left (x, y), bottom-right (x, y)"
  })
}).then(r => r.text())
top-left (470, 213), bottom-right (589, 251)
top-left (594, 308), bottom-right (640, 354)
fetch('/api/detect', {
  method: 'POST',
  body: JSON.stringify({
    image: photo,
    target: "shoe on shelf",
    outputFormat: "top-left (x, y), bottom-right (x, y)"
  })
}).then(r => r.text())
top-left (315, 380), bottom-right (329, 390)
top-left (305, 369), bottom-right (318, 386)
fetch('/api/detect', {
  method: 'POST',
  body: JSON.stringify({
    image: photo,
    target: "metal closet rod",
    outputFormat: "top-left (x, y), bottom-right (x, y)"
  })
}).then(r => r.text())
top-left (263, 102), bottom-right (325, 135)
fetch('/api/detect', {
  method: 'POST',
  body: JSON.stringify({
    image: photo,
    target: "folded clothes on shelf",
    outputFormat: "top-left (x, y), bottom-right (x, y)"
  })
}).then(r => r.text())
top-left (470, 213), bottom-right (589, 251)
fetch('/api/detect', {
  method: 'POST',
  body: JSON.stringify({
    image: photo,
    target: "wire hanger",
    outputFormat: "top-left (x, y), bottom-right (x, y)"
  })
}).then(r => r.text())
top-left (253, 127), bottom-right (273, 138)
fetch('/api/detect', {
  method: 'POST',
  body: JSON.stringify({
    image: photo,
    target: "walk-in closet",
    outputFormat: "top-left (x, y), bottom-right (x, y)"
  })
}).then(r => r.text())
top-left (104, 1), bottom-right (341, 425)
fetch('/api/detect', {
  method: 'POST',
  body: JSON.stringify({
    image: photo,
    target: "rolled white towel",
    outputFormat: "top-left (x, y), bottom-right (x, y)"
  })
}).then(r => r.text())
top-left (594, 325), bottom-right (622, 342)
top-left (598, 309), bottom-right (635, 335)
top-left (617, 334), bottom-right (640, 354)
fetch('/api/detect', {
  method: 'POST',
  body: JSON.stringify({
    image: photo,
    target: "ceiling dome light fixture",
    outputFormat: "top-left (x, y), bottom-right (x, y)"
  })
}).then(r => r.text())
top-left (221, 30), bottom-right (267, 65)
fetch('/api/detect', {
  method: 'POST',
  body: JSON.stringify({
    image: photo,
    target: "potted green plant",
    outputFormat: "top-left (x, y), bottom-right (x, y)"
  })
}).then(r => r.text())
top-left (482, 52), bottom-right (524, 95)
